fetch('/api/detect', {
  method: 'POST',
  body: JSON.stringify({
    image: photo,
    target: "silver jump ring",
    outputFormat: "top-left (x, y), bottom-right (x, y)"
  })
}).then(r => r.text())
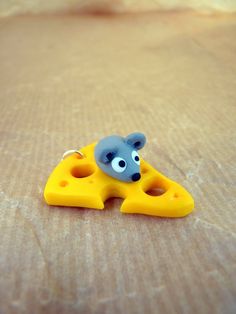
top-left (62, 149), bottom-right (84, 160)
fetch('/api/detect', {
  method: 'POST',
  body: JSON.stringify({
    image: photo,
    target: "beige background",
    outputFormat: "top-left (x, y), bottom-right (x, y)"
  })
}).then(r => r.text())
top-left (0, 11), bottom-right (236, 314)
top-left (0, 0), bottom-right (236, 16)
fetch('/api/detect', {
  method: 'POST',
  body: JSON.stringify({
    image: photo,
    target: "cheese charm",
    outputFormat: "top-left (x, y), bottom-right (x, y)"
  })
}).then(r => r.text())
top-left (44, 134), bottom-right (194, 218)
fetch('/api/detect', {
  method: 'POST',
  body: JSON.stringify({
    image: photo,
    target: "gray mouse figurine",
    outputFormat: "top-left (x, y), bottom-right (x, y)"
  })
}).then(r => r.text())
top-left (95, 132), bottom-right (146, 182)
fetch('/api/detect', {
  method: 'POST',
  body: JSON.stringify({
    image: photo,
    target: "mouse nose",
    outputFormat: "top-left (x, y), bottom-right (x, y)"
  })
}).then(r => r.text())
top-left (131, 173), bottom-right (141, 182)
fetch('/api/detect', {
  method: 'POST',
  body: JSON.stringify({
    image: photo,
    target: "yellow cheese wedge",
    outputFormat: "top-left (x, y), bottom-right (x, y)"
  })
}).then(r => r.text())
top-left (44, 143), bottom-right (194, 217)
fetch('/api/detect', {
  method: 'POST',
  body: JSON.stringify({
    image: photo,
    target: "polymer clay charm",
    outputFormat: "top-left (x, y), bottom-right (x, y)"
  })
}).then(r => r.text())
top-left (44, 133), bottom-right (194, 217)
top-left (95, 133), bottom-right (146, 182)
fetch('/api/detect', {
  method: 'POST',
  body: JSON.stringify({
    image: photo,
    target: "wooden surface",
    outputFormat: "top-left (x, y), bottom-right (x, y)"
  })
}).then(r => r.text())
top-left (0, 12), bottom-right (236, 314)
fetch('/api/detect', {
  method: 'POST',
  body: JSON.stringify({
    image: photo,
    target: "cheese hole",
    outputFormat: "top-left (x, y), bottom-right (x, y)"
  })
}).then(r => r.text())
top-left (145, 187), bottom-right (165, 196)
top-left (141, 166), bottom-right (148, 174)
top-left (60, 180), bottom-right (68, 187)
top-left (143, 179), bottom-right (166, 197)
top-left (71, 164), bottom-right (94, 178)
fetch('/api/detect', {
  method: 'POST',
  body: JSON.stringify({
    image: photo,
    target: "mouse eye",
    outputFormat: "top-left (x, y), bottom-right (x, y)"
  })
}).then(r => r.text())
top-left (111, 157), bottom-right (127, 173)
top-left (132, 150), bottom-right (140, 165)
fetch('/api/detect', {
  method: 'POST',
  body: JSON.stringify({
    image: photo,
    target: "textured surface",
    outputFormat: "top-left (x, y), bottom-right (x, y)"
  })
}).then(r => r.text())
top-left (0, 12), bottom-right (236, 314)
top-left (1, 0), bottom-right (236, 17)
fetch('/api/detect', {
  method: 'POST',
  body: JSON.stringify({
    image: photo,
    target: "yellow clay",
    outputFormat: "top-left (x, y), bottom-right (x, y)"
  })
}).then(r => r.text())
top-left (44, 143), bottom-right (194, 217)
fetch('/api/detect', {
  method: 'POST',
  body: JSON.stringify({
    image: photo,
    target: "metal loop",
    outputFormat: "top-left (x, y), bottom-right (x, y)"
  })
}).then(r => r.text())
top-left (62, 149), bottom-right (84, 160)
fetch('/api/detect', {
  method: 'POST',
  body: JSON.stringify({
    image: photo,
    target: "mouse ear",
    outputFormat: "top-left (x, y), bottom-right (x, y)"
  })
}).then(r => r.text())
top-left (125, 132), bottom-right (146, 150)
top-left (96, 146), bottom-right (118, 164)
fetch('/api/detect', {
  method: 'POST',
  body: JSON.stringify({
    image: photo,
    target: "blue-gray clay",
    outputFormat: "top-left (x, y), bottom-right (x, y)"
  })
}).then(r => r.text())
top-left (95, 133), bottom-right (146, 182)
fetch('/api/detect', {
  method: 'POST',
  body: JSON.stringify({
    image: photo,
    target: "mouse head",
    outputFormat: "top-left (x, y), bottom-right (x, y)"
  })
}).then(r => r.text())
top-left (95, 133), bottom-right (146, 182)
